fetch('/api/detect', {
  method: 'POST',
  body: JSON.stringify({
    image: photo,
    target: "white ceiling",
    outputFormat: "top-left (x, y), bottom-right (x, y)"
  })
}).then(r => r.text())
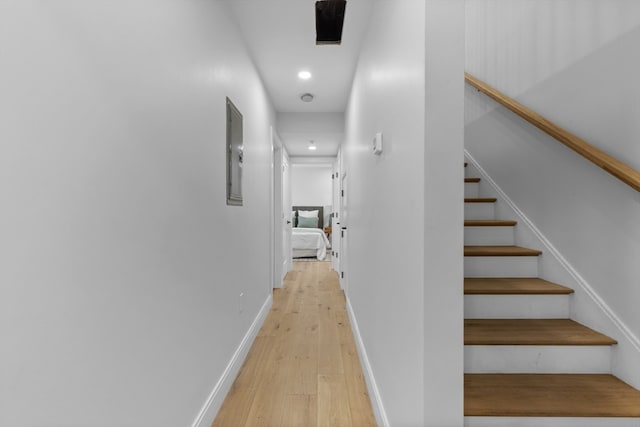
top-left (277, 112), bottom-right (344, 157)
top-left (227, 0), bottom-right (373, 156)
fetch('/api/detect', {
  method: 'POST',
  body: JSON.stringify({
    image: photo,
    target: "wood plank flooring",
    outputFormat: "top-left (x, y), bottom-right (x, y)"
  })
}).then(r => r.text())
top-left (212, 261), bottom-right (376, 427)
top-left (464, 220), bottom-right (517, 227)
top-left (464, 245), bottom-right (542, 257)
top-left (465, 319), bottom-right (618, 346)
top-left (465, 374), bottom-right (640, 417)
top-left (465, 197), bottom-right (498, 203)
top-left (464, 278), bottom-right (574, 295)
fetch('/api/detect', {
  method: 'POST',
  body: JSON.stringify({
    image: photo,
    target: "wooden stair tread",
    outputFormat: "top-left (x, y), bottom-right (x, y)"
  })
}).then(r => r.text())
top-left (464, 277), bottom-right (573, 295)
top-left (465, 374), bottom-right (640, 417)
top-left (465, 177), bottom-right (481, 183)
top-left (464, 220), bottom-right (517, 227)
top-left (464, 245), bottom-right (542, 257)
top-left (465, 197), bottom-right (496, 203)
top-left (465, 319), bottom-right (617, 345)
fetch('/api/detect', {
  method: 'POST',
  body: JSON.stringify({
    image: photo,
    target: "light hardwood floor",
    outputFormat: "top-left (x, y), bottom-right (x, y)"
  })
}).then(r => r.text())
top-left (212, 261), bottom-right (376, 427)
top-left (465, 374), bottom-right (640, 417)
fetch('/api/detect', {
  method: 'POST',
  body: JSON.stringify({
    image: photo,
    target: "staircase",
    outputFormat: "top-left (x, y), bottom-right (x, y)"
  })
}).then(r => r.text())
top-left (463, 161), bottom-right (640, 427)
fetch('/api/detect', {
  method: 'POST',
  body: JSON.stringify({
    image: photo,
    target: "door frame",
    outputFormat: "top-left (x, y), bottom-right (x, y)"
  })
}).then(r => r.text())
top-left (271, 128), bottom-right (284, 288)
top-left (271, 129), bottom-right (292, 289)
top-left (282, 149), bottom-right (292, 277)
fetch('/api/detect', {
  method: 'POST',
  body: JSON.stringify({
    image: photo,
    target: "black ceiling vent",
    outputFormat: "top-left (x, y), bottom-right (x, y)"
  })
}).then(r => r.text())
top-left (315, 1), bottom-right (347, 45)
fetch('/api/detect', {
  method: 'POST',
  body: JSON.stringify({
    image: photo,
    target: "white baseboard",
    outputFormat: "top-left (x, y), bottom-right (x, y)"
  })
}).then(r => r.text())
top-left (465, 150), bottom-right (640, 388)
top-left (190, 293), bottom-right (273, 427)
top-left (345, 297), bottom-right (390, 427)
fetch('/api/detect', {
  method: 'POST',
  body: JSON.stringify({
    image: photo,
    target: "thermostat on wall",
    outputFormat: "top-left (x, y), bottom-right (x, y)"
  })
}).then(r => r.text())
top-left (373, 132), bottom-right (383, 155)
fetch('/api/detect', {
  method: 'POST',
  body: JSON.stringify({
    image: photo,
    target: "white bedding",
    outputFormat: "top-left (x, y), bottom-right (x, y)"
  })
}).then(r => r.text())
top-left (292, 227), bottom-right (330, 260)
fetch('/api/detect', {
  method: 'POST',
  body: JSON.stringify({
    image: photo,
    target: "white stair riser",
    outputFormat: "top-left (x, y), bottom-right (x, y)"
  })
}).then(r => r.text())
top-left (465, 345), bottom-right (611, 374)
top-left (465, 417), bottom-right (640, 427)
top-left (464, 256), bottom-right (539, 277)
top-left (465, 182), bottom-right (480, 198)
top-left (465, 202), bottom-right (495, 219)
top-left (464, 226), bottom-right (515, 245)
top-left (464, 295), bottom-right (569, 319)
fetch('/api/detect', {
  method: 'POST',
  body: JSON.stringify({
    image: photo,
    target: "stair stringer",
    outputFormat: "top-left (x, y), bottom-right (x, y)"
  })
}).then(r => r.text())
top-left (465, 150), bottom-right (640, 389)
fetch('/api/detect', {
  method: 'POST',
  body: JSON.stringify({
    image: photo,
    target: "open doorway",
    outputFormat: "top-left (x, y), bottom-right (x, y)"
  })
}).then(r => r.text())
top-left (289, 160), bottom-right (334, 263)
top-left (274, 111), bottom-right (343, 268)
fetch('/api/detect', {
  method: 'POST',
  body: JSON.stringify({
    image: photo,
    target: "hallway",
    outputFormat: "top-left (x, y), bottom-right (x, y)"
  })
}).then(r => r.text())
top-left (1, 2), bottom-right (463, 425)
top-left (213, 261), bottom-right (376, 427)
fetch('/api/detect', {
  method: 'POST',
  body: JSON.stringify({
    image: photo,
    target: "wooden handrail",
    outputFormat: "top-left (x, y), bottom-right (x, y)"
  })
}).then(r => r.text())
top-left (465, 72), bottom-right (640, 192)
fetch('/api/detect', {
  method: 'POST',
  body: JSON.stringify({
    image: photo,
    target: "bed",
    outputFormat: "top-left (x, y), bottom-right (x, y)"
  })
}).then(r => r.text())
top-left (292, 206), bottom-right (330, 260)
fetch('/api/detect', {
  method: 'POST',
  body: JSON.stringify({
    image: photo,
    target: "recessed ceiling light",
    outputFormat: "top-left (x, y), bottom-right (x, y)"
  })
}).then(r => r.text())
top-left (298, 70), bottom-right (312, 80)
top-left (300, 93), bottom-right (314, 102)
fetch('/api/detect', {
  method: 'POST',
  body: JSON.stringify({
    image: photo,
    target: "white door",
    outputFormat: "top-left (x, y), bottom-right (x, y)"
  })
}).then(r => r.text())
top-left (339, 171), bottom-right (348, 292)
top-left (282, 150), bottom-right (292, 277)
top-left (331, 163), bottom-right (341, 272)
top-left (272, 135), bottom-right (283, 288)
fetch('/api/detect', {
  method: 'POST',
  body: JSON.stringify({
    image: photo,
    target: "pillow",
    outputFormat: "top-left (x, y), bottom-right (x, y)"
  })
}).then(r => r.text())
top-left (297, 216), bottom-right (318, 228)
top-left (298, 210), bottom-right (319, 218)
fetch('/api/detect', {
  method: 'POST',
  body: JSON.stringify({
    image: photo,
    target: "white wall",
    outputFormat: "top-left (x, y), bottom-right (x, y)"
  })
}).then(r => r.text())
top-left (344, 1), bottom-right (425, 420)
top-left (466, 0), bottom-right (640, 171)
top-left (291, 164), bottom-right (333, 227)
top-left (465, 0), bottom-right (640, 386)
top-left (423, 1), bottom-right (465, 425)
top-left (343, 0), bottom-right (464, 425)
top-left (0, 2), bottom-right (274, 426)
